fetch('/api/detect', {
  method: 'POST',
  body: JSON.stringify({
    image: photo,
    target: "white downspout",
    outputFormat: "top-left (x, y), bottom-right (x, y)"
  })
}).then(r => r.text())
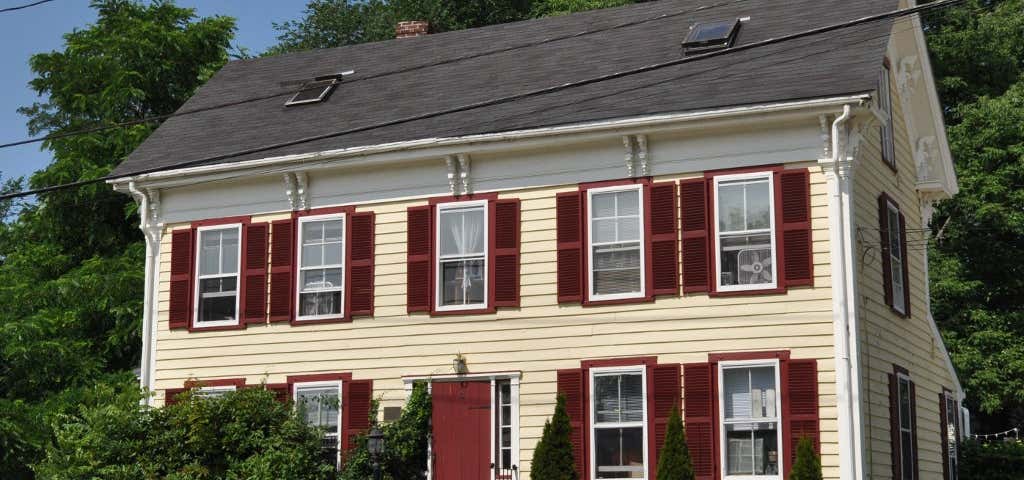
top-left (128, 181), bottom-right (158, 405)
top-left (823, 105), bottom-right (864, 480)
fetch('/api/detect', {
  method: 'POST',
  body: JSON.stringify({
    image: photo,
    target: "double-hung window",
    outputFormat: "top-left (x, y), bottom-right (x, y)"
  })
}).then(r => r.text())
top-left (714, 173), bottom-right (777, 292)
top-left (591, 368), bottom-right (647, 479)
top-left (195, 225), bottom-right (242, 327)
top-left (719, 361), bottom-right (782, 479)
top-left (194, 385), bottom-right (235, 399)
top-left (588, 185), bottom-right (645, 300)
top-left (880, 62), bottom-right (896, 169)
top-left (896, 374), bottom-right (915, 480)
top-left (295, 382), bottom-right (342, 469)
top-left (944, 392), bottom-right (959, 480)
top-left (436, 201), bottom-right (487, 310)
top-left (297, 214), bottom-right (345, 320)
top-left (885, 201), bottom-right (907, 314)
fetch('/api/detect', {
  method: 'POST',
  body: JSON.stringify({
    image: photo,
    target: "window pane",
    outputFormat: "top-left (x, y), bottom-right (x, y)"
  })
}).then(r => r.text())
top-left (439, 207), bottom-right (485, 256)
top-left (593, 218), bottom-right (617, 244)
top-left (725, 422), bottom-right (779, 476)
top-left (719, 234), bottom-right (773, 286)
top-left (723, 369), bottom-right (751, 419)
top-left (199, 276), bottom-right (237, 294)
top-left (502, 449), bottom-right (512, 469)
top-left (221, 229), bottom-right (239, 274)
top-left (745, 181), bottom-right (771, 230)
top-left (616, 190), bottom-right (639, 216)
top-left (718, 183), bottom-right (745, 232)
top-left (592, 193), bottom-right (616, 218)
top-left (199, 231), bottom-right (221, 275)
top-left (198, 277), bottom-right (237, 323)
top-left (618, 217), bottom-right (641, 242)
top-left (899, 380), bottom-right (912, 430)
top-left (323, 221), bottom-right (343, 242)
top-left (620, 374), bottom-right (644, 422)
top-left (302, 244), bottom-right (324, 268)
top-left (595, 373), bottom-right (643, 424)
top-left (302, 270), bottom-right (325, 290)
top-left (725, 366), bottom-right (777, 421)
top-left (901, 431), bottom-right (914, 479)
top-left (595, 427), bottom-right (644, 478)
top-left (593, 244), bottom-right (641, 296)
top-left (888, 209), bottom-right (902, 260)
top-left (296, 387), bottom-right (339, 429)
top-left (323, 241), bottom-right (343, 266)
top-left (440, 259), bottom-right (485, 306)
top-left (300, 291), bottom-right (342, 317)
top-left (302, 222), bottom-right (324, 244)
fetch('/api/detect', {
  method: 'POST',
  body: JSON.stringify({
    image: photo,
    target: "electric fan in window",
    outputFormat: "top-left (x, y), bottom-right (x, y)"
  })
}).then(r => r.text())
top-left (737, 248), bottom-right (773, 284)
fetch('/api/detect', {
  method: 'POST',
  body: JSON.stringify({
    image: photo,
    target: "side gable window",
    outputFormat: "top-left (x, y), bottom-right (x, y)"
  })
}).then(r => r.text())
top-left (886, 202), bottom-right (906, 314)
top-left (879, 194), bottom-right (910, 317)
top-left (294, 381), bottom-right (342, 469)
top-left (713, 172), bottom-right (777, 292)
top-left (297, 214), bottom-right (345, 320)
top-left (436, 200), bottom-right (488, 310)
top-left (588, 185), bottom-right (645, 301)
top-left (880, 61), bottom-right (896, 169)
top-left (195, 224), bottom-right (242, 327)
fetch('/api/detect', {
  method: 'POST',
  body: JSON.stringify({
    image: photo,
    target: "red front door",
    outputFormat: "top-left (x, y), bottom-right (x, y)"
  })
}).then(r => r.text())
top-left (432, 381), bottom-right (491, 480)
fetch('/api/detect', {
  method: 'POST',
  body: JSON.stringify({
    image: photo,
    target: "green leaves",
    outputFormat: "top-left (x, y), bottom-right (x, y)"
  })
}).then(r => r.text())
top-left (530, 393), bottom-right (577, 480)
top-left (656, 406), bottom-right (694, 480)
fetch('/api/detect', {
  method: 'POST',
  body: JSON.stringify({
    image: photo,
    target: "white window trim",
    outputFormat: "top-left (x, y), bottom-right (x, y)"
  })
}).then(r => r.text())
top-left (495, 378), bottom-right (515, 477)
top-left (897, 373), bottom-right (915, 480)
top-left (193, 224), bottom-right (243, 328)
top-left (587, 184), bottom-right (647, 302)
top-left (943, 391), bottom-right (958, 480)
top-left (194, 385), bottom-right (236, 398)
top-left (434, 200), bottom-right (489, 312)
top-left (713, 172), bottom-right (779, 293)
top-left (718, 359), bottom-right (783, 480)
top-left (293, 380), bottom-right (344, 469)
top-left (886, 200), bottom-right (907, 315)
top-left (295, 213), bottom-right (347, 321)
top-left (589, 365), bottom-right (648, 480)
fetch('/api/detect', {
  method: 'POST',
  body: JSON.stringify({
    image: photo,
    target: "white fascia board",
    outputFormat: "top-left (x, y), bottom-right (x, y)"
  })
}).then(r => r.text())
top-left (109, 94), bottom-right (869, 191)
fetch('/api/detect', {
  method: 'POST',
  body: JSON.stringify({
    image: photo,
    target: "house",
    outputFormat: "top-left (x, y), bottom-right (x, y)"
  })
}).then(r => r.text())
top-left (109, 0), bottom-right (966, 479)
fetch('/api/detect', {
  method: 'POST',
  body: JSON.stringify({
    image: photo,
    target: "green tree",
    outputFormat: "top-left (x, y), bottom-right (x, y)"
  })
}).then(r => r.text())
top-left (656, 406), bottom-right (694, 480)
top-left (788, 437), bottom-right (822, 480)
top-left (531, 393), bottom-right (577, 480)
top-left (340, 382), bottom-right (431, 480)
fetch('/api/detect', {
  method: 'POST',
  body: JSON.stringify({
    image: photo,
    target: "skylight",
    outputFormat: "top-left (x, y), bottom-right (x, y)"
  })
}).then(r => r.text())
top-left (285, 79), bottom-right (339, 106)
top-left (682, 19), bottom-right (741, 54)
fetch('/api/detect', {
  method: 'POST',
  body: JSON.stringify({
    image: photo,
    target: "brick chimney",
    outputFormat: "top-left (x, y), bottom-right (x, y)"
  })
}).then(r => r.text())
top-left (396, 20), bottom-right (429, 39)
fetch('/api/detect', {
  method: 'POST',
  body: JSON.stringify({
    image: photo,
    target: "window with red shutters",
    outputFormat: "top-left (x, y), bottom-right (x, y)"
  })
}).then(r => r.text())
top-left (557, 368), bottom-right (588, 479)
top-left (680, 179), bottom-right (710, 293)
top-left (342, 379), bottom-right (374, 456)
top-left (269, 219), bottom-right (295, 323)
top-left (407, 205), bottom-right (433, 312)
top-left (348, 212), bottom-right (375, 317)
top-left (879, 194), bottom-right (911, 317)
top-left (556, 192), bottom-right (584, 303)
top-left (683, 362), bottom-right (716, 480)
top-left (890, 365), bottom-right (918, 480)
top-left (494, 199), bottom-right (521, 307)
top-left (242, 223), bottom-right (269, 325)
top-left (779, 170), bottom-right (813, 287)
top-left (649, 182), bottom-right (680, 297)
top-left (168, 229), bottom-right (195, 329)
top-left (649, 363), bottom-right (682, 479)
top-left (783, 359), bottom-right (820, 475)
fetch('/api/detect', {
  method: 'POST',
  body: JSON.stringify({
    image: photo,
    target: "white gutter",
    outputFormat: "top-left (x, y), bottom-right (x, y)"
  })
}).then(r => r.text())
top-left (127, 181), bottom-right (159, 405)
top-left (108, 94), bottom-right (870, 189)
top-left (822, 104), bottom-right (866, 480)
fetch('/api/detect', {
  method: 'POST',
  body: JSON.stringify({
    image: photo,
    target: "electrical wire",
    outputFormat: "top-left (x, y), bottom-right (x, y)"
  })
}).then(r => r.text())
top-left (0, 0), bottom-right (54, 14)
top-left (0, 0), bottom-right (968, 201)
top-left (0, 0), bottom-right (755, 151)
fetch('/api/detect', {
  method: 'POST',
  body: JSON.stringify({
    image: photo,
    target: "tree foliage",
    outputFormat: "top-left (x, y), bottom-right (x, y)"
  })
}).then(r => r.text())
top-left (787, 437), bottom-right (822, 480)
top-left (531, 393), bottom-right (577, 480)
top-left (339, 382), bottom-right (431, 480)
top-left (656, 406), bottom-right (694, 480)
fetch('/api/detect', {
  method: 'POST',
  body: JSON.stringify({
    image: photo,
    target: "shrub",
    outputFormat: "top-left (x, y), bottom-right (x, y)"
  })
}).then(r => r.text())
top-left (788, 437), bottom-right (822, 480)
top-left (960, 439), bottom-right (1024, 480)
top-left (531, 393), bottom-right (577, 480)
top-left (657, 406), bottom-right (694, 480)
top-left (340, 382), bottom-right (431, 480)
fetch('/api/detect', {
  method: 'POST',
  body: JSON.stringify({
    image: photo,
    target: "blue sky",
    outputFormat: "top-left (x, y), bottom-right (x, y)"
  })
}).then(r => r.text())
top-left (0, 0), bottom-right (307, 182)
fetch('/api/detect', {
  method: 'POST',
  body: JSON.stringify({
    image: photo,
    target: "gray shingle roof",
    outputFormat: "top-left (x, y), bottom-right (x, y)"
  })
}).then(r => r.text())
top-left (112, 0), bottom-right (896, 177)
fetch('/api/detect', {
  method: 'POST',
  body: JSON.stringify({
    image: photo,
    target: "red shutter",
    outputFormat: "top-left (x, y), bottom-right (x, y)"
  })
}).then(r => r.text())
top-left (494, 199), bottom-right (521, 307)
top-left (557, 368), bottom-right (587, 479)
top-left (649, 363), bottom-right (681, 479)
top-left (783, 359), bottom-right (820, 476)
top-left (879, 195), bottom-right (894, 309)
top-left (684, 362), bottom-right (716, 480)
top-left (649, 182), bottom-right (679, 297)
top-left (910, 380), bottom-right (919, 480)
top-left (269, 219), bottom-right (295, 323)
top-left (342, 379), bottom-right (373, 455)
top-left (889, 373), bottom-right (902, 480)
top-left (164, 387), bottom-right (186, 406)
top-left (556, 192), bottom-right (583, 303)
top-left (680, 179), bottom-right (710, 293)
top-left (348, 212), bottom-right (375, 317)
top-left (406, 206), bottom-right (433, 312)
top-left (939, 393), bottom-right (949, 480)
top-left (899, 212), bottom-right (911, 318)
top-left (168, 229), bottom-right (194, 330)
top-left (780, 170), bottom-right (813, 287)
top-left (242, 223), bottom-right (269, 325)
top-left (266, 383), bottom-right (290, 403)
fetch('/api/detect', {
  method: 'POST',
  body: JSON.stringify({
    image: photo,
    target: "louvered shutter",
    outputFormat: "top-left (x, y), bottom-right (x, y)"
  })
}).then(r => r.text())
top-left (406, 206), bottom-right (433, 312)
top-left (348, 212), bottom-right (375, 317)
top-left (557, 368), bottom-right (587, 479)
top-left (910, 381), bottom-right (919, 480)
top-left (242, 223), bottom-right (269, 325)
top-left (269, 219), bottom-right (295, 323)
top-left (684, 362), bottom-right (716, 480)
top-left (168, 229), bottom-right (194, 329)
top-left (494, 199), bottom-right (521, 307)
top-left (779, 170), bottom-right (813, 287)
top-left (164, 388), bottom-right (186, 406)
top-left (649, 363), bottom-right (681, 479)
top-left (879, 196), bottom-right (894, 309)
top-left (342, 379), bottom-right (373, 456)
top-left (649, 182), bottom-right (679, 297)
top-left (889, 373), bottom-right (902, 480)
top-left (266, 383), bottom-right (290, 403)
top-left (899, 212), bottom-right (911, 318)
top-left (680, 179), bottom-right (710, 293)
top-left (556, 192), bottom-right (583, 303)
top-left (783, 359), bottom-right (820, 476)
top-left (940, 393), bottom-right (949, 480)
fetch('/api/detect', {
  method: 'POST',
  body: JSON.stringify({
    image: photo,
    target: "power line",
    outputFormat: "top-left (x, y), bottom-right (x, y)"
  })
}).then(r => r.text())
top-left (0, 0), bottom-right (54, 14)
top-left (0, 0), bottom-right (967, 201)
top-left (0, 0), bottom-right (753, 151)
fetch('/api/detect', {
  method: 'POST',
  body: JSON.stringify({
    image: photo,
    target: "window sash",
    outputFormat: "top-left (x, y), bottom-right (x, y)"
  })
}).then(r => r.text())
top-left (590, 367), bottom-right (647, 480)
top-left (296, 215), bottom-right (346, 320)
top-left (713, 173), bottom-right (778, 293)
top-left (294, 381), bottom-right (343, 470)
top-left (587, 185), bottom-right (646, 301)
top-left (896, 375), bottom-right (915, 480)
top-left (719, 360), bottom-right (783, 480)
top-left (887, 202), bottom-right (906, 314)
top-left (194, 225), bottom-right (242, 327)
top-left (435, 201), bottom-right (489, 311)
top-left (194, 385), bottom-right (235, 399)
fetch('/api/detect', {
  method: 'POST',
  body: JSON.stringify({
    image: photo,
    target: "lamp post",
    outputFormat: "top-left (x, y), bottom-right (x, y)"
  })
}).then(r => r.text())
top-left (367, 425), bottom-right (385, 480)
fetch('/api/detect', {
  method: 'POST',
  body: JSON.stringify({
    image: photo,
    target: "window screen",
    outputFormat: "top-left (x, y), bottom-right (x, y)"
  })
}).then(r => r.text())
top-left (590, 188), bottom-right (643, 298)
top-left (196, 226), bottom-right (240, 324)
top-left (722, 365), bottom-right (780, 477)
top-left (716, 174), bottom-right (775, 290)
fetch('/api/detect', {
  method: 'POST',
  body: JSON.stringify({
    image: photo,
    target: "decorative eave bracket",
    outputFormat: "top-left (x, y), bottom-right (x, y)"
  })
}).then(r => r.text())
top-left (444, 154), bottom-right (473, 196)
top-left (282, 171), bottom-right (310, 211)
top-left (622, 134), bottom-right (650, 178)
